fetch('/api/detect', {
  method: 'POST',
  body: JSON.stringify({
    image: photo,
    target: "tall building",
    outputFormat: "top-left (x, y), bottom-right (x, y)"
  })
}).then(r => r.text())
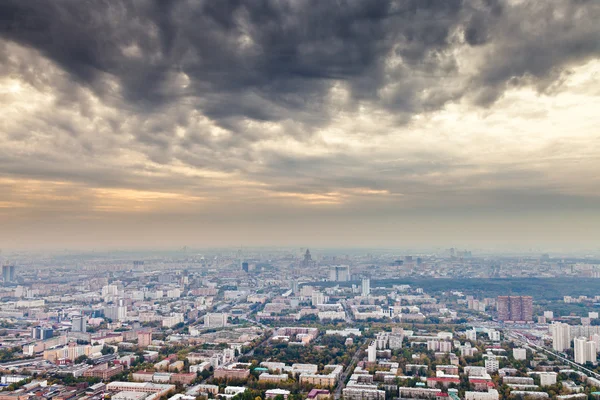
top-left (301, 249), bottom-right (316, 268)
top-left (242, 262), bottom-right (249, 273)
top-left (105, 305), bottom-right (127, 322)
top-left (496, 296), bottom-right (533, 322)
top-left (497, 296), bottom-right (510, 321)
top-left (2, 265), bottom-right (16, 283)
top-left (32, 326), bottom-right (53, 340)
top-left (328, 265), bottom-right (350, 282)
top-left (574, 337), bottom-right (597, 365)
top-left (550, 322), bottom-right (571, 352)
top-left (367, 342), bottom-right (377, 363)
top-left (361, 278), bottom-right (370, 297)
top-left (72, 316), bottom-right (87, 332)
top-left (291, 280), bottom-right (299, 295)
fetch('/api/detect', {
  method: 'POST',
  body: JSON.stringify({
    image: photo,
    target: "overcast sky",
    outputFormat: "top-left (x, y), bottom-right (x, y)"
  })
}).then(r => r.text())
top-left (1, 0), bottom-right (599, 251)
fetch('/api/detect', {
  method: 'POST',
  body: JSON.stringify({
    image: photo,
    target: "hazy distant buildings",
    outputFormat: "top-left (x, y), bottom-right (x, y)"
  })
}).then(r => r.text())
top-left (301, 249), bottom-right (316, 268)
top-left (497, 296), bottom-right (533, 322)
top-left (329, 265), bottom-right (350, 282)
top-left (242, 262), bottom-right (249, 273)
top-left (361, 278), bottom-right (371, 297)
top-left (2, 264), bottom-right (16, 283)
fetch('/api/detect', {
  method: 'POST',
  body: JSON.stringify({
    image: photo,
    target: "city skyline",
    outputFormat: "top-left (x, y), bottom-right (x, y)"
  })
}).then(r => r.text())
top-left (1, 1), bottom-right (600, 250)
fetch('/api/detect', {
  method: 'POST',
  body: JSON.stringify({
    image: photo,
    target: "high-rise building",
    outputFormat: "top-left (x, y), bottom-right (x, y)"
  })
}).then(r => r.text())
top-left (574, 337), bottom-right (596, 364)
top-left (32, 326), bottom-right (53, 340)
top-left (521, 296), bottom-right (533, 322)
top-left (2, 265), bottom-right (16, 283)
top-left (367, 342), bottom-right (377, 363)
top-left (496, 296), bottom-right (533, 322)
top-left (328, 265), bottom-right (350, 282)
top-left (105, 305), bottom-right (127, 322)
top-left (291, 280), bottom-right (299, 295)
top-left (550, 322), bottom-right (571, 352)
top-left (242, 262), bottom-right (249, 273)
top-left (301, 249), bottom-right (315, 268)
top-left (497, 296), bottom-right (510, 321)
top-left (361, 278), bottom-right (370, 297)
top-left (575, 339), bottom-right (598, 365)
top-left (72, 316), bottom-right (87, 332)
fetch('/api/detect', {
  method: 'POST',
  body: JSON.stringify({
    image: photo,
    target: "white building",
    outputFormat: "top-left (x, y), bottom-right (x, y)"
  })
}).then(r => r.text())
top-left (204, 313), bottom-right (228, 328)
top-left (162, 313), bottom-right (184, 328)
top-left (361, 278), bottom-right (370, 297)
top-left (551, 322), bottom-right (571, 352)
top-left (513, 348), bottom-right (527, 361)
top-left (466, 328), bottom-right (477, 341)
top-left (575, 337), bottom-right (597, 365)
top-left (539, 372), bottom-right (557, 386)
top-left (465, 390), bottom-right (499, 400)
top-left (485, 357), bottom-right (499, 373)
top-left (367, 342), bottom-right (377, 363)
top-left (311, 292), bottom-right (325, 306)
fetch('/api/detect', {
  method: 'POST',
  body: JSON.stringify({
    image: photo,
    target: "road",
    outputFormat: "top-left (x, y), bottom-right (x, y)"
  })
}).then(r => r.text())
top-left (334, 343), bottom-right (365, 399)
top-left (505, 330), bottom-right (600, 380)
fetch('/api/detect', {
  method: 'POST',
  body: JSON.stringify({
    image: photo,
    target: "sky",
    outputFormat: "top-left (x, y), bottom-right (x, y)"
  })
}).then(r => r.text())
top-left (0, 0), bottom-right (599, 251)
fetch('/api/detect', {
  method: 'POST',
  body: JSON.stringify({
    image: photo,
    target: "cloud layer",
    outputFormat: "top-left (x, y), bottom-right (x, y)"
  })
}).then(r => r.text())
top-left (1, 0), bottom-right (600, 249)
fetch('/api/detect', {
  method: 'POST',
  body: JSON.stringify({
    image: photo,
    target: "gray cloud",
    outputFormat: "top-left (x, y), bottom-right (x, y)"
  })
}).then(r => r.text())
top-left (1, 0), bottom-right (600, 249)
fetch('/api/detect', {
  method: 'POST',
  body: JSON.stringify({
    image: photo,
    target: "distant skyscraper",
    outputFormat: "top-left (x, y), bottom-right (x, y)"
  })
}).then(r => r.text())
top-left (133, 261), bottom-right (144, 271)
top-left (242, 262), bottom-right (249, 273)
top-left (301, 249), bottom-right (315, 268)
top-left (361, 278), bottom-right (370, 297)
top-left (291, 280), bottom-right (299, 295)
top-left (2, 265), bottom-right (16, 283)
top-left (497, 296), bottom-right (533, 322)
top-left (328, 265), bottom-right (350, 282)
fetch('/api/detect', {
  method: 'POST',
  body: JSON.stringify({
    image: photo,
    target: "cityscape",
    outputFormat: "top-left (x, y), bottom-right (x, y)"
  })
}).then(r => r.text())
top-left (1, 1), bottom-right (600, 400)
top-left (1, 249), bottom-right (600, 400)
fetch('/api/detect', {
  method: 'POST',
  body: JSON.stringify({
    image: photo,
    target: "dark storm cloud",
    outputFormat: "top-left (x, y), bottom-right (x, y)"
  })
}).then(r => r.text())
top-left (2, 0), bottom-right (599, 135)
top-left (1, 0), bottom-right (600, 220)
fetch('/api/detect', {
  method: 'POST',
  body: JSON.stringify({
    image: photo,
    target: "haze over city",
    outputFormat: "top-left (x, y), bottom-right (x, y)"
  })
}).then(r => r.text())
top-left (1, 0), bottom-right (600, 251)
top-left (4, 3), bottom-right (600, 400)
